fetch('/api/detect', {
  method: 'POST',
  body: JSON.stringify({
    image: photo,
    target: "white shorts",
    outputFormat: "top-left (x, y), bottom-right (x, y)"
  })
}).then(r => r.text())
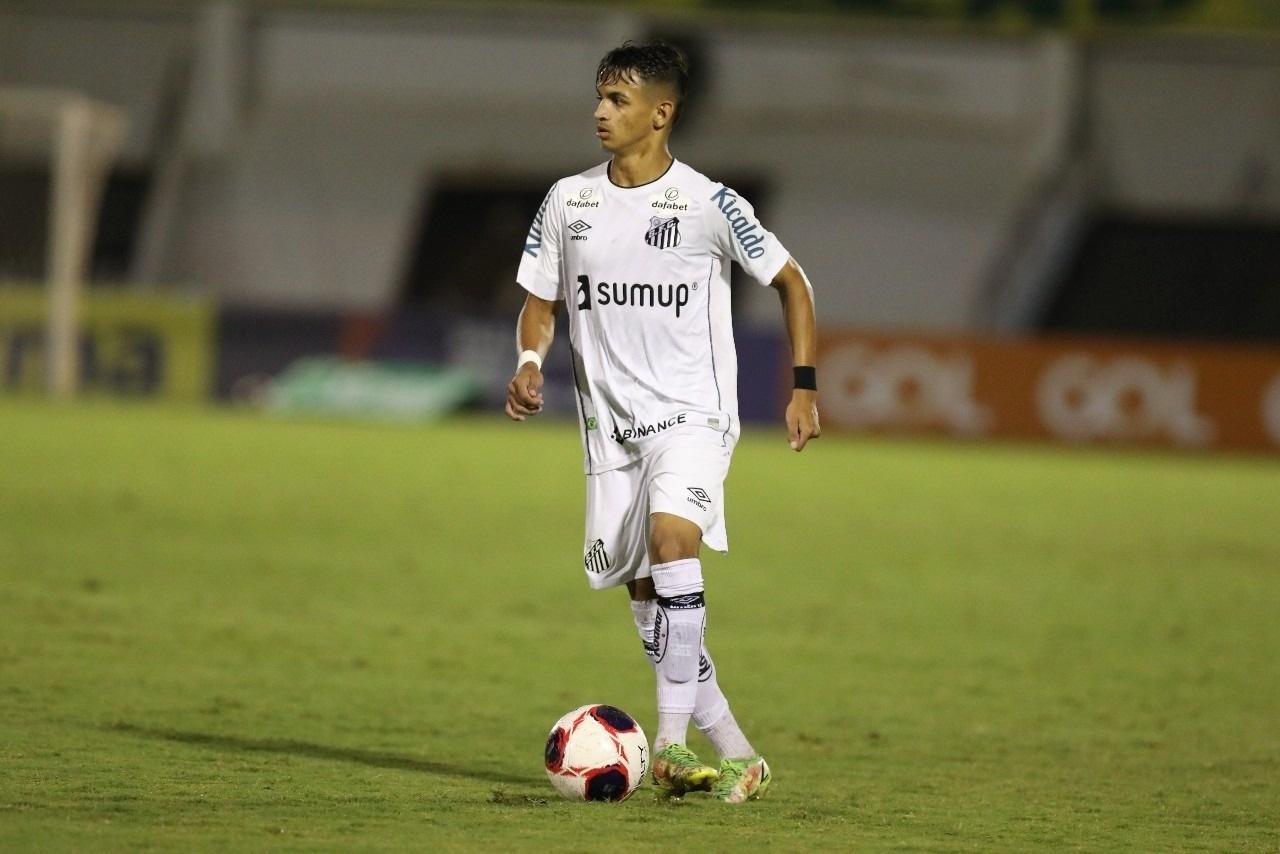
top-left (581, 429), bottom-right (732, 590)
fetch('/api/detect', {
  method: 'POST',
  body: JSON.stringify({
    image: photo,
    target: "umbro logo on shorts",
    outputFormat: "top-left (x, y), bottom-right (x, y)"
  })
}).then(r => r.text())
top-left (584, 539), bottom-right (612, 574)
top-left (686, 486), bottom-right (711, 512)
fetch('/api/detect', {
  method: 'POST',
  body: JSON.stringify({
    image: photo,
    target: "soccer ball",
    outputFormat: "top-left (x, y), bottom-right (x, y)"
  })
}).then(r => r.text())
top-left (544, 704), bottom-right (649, 802)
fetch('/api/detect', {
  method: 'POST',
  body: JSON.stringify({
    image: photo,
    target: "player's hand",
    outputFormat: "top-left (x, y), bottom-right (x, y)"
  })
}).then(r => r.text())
top-left (786, 389), bottom-right (820, 451)
top-left (505, 363), bottom-right (545, 421)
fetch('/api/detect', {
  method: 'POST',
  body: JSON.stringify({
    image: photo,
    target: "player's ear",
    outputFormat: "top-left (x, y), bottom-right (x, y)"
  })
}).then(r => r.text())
top-left (652, 98), bottom-right (675, 131)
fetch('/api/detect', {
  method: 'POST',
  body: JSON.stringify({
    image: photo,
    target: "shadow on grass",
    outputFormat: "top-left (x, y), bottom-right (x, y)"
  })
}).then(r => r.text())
top-left (108, 722), bottom-right (539, 786)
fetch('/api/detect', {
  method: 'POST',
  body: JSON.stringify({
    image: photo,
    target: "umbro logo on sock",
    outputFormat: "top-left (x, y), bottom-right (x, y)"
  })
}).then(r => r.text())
top-left (658, 592), bottom-right (705, 610)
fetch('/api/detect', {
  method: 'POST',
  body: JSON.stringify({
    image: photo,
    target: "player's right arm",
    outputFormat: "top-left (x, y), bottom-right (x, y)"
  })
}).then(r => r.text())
top-left (508, 181), bottom-right (564, 422)
top-left (506, 294), bottom-right (559, 421)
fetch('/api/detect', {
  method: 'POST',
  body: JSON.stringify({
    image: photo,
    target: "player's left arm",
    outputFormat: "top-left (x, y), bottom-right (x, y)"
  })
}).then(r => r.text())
top-left (770, 257), bottom-right (820, 452)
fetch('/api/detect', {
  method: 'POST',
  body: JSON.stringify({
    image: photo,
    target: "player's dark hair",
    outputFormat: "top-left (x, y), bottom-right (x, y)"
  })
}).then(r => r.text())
top-left (596, 41), bottom-right (690, 124)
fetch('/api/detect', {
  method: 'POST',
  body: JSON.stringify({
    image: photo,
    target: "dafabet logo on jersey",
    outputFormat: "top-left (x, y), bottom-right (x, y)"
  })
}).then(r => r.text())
top-left (575, 275), bottom-right (691, 318)
top-left (567, 187), bottom-right (600, 209)
top-left (649, 186), bottom-right (689, 212)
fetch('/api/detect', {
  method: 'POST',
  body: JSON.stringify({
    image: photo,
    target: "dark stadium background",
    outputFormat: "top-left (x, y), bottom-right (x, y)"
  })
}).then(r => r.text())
top-left (2, 0), bottom-right (1277, 444)
top-left (2, 2), bottom-right (1279, 850)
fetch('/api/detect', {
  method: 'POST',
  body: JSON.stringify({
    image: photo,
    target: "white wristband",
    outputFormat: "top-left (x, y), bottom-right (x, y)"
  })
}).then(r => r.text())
top-left (518, 349), bottom-right (543, 371)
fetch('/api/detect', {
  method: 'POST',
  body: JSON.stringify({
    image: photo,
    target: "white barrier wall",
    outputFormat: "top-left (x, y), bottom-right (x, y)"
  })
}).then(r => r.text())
top-left (165, 9), bottom-right (1063, 327)
top-left (2, 5), bottom-right (1276, 330)
top-left (1088, 38), bottom-right (1280, 216)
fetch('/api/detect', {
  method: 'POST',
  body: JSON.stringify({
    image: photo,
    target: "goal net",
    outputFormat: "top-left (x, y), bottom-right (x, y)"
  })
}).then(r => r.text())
top-left (0, 87), bottom-right (128, 398)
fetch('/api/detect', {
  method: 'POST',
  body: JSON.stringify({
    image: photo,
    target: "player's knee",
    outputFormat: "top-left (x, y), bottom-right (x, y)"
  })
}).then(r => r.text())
top-left (649, 517), bottom-right (700, 565)
top-left (651, 538), bottom-right (694, 565)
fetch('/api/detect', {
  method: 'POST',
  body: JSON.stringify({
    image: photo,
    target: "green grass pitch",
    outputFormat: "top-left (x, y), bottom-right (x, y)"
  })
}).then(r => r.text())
top-left (2, 399), bottom-right (1278, 851)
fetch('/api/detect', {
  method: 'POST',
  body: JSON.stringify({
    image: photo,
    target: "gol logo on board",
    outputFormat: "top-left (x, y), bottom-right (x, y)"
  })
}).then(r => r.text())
top-left (818, 343), bottom-right (992, 435)
top-left (1036, 355), bottom-right (1214, 446)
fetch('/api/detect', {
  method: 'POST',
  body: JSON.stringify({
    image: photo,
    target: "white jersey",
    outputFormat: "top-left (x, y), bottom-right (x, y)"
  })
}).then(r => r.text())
top-left (517, 159), bottom-right (790, 474)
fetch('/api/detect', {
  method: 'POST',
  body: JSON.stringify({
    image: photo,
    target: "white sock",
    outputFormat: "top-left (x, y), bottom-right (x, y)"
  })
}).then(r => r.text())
top-left (633, 598), bottom-right (692, 748)
top-left (692, 648), bottom-right (756, 759)
top-left (650, 559), bottom-right (705, 748)
top-left (656, 712), bottom-right (691, 750)
top-left (632, 575), bottom-right (754, 756)
top-left (692, 647), bottom-right (727, 729)
top-left (629, 598), bottom-right (657, 665)
top-left (699, 707), bottom-right (755, 760)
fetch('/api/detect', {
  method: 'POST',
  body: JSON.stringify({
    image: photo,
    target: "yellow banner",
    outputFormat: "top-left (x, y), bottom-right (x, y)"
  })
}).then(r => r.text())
top-left (0, 285), bottom-right (215, 401)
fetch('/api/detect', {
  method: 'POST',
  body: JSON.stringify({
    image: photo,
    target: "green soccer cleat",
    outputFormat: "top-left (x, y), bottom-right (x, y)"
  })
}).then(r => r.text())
top-left (713, 755), bottom-right (771, 804)
top-left (651, 744), bottom-right (719, 796)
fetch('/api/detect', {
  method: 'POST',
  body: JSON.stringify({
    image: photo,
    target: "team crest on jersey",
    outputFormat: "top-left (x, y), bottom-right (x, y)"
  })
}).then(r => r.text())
top-left (644, 216), bottom-right (681, 250)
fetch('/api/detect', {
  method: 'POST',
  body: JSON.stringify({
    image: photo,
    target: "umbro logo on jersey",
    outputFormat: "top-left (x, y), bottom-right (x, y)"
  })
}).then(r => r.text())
top-left (575, 275), bottom-right (691, 318)
top-left (584, 539), bottom-right (611, 574)
top-left (686, 486), bottom-right (711, 511)
top-left (644, 216), bottom-right (681, 250)
top-left (568, 219), bottom-right (591, 241)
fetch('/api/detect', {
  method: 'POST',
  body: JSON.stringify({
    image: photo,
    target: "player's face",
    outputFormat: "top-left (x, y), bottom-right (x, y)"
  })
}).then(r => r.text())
top-left (594, 75), bottom-right (668, 154)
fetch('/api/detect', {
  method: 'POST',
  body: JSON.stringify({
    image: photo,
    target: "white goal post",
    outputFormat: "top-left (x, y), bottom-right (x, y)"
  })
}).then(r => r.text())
top-left (0, 88), bottom-right (128, 398)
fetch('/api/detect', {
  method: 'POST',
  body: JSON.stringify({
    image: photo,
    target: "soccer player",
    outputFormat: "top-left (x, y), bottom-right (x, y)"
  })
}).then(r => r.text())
top-left (505, 41), bottom-right (819, 804)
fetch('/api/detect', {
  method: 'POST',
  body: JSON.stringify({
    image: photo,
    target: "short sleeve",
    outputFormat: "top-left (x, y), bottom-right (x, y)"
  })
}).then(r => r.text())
top-left (704, 184), bottom-right (790, 286)
top-left (516, 182), bottom-right (563, 300)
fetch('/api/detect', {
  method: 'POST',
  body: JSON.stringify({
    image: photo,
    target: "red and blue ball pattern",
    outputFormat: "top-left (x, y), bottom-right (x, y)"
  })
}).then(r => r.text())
top-left (543, 704), bottom-right (648, 802)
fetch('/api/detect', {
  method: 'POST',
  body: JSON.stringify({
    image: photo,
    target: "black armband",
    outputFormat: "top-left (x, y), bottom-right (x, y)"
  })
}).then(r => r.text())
top-left (793, 366), bottom-right (817, 391)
